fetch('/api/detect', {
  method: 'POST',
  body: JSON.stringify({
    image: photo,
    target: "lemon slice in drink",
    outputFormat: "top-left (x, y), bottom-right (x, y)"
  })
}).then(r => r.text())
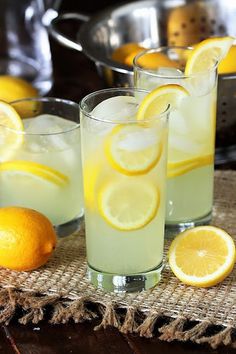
top-left (167, 153), bottom-right (214, 178)
top-left (83, 160), bottom-right (102, 209)
top-left (0, 101), bottom-right (24, 161)
top-left (0, 160), bottom-right (69, 187)
top-left (98, 179), bottom-right (160, 231)
top-left (185, 36), bottom-right (234, 75)
top-left (169, 226), bottom-right (236, 287)
top-left (105, 124), bottom-right (163, 175)
top-left (137, 84), bottom-right (189, 120)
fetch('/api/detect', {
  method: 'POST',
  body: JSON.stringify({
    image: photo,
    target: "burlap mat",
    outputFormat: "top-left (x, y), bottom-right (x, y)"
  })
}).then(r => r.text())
top-left (0, 170), bottom-right (235, 349)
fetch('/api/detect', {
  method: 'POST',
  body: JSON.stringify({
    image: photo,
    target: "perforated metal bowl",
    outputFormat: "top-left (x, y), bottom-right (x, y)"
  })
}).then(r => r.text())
top-left (50, 0), bottom-right (236, 163)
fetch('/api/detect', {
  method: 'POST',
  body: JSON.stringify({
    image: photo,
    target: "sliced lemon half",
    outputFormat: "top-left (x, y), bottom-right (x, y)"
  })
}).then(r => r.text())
top-left (169, 226), bottom-right (236, 287)
top-left (137, 84), bottom-right (189, 121)
top-left (0, 101), bottom-right (24, 161)
top-left (0, 160), bottom-right (69, 187)
top-left (105, 124), bottom-right (163, 175)
top-left (185, 36), bottom-right (234, 75)
top-left (98, 179), bottom-right (160, 231)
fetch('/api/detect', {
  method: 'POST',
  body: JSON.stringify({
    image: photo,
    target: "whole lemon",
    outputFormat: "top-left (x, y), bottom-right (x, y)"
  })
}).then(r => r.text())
top-left (0, 76), bottom-right (38, 102)
top-left (133, 52), bottom-right (180, 69)
top-left (111, 42), bottom-right (144, 64)
top-left (0, 76), bottom-right (39, 118)
top-left (0, 207), bottom-right (57, 271)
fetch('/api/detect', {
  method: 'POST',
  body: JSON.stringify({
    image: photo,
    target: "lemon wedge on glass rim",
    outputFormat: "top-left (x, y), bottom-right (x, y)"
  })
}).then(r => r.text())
top-left (185, 36), bottom-right (235, 75)
top-left (136, 84), bottom-right (189, 120)
top-left (168, 226), bottom-right (236, 287)
top-left (136, 84), bottom-right (192, 177)
top-left (0, 100), bottom-right (24, 161)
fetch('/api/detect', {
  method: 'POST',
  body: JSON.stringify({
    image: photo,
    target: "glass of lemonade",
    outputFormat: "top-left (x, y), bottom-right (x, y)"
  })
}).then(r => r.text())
top-left (80, 88), bottom-right (169, 292)
top-left (0, 97), bottom-right (83, 236)
top-left (134, 47), bottom-right (218, 234)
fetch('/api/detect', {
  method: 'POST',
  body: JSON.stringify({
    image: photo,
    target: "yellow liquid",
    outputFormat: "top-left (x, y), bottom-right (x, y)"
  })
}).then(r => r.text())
top-left (81, 109), bottom-right (167, 274)
top-left (0, 115), bottom-right (83, 226)
top-left (166, 164), bottom-right (214, 223)
top-left (135, 70), bottom-right (217, 224)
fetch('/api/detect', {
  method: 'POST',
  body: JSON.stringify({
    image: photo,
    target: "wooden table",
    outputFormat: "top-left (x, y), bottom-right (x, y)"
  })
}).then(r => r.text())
top-left (1, 2), bottom-right (235, 352)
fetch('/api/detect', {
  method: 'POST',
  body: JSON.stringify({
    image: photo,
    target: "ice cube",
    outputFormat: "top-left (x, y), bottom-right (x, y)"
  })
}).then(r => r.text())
top-left (117, 128), bottom-right (159, 152)
top-left (91, 96), bottom-right (138, 122)
top-left (85, 96), bottom-right (139, 136)
top-left (169, 110), bottom-right (189, 135)
top-left (156, 67), bottom-right (184, 77)
top-left (137, 68), bottom-right (185, 92)
top-left (187, 71), bottom-right (216, 96)
top-left (23, 114), bottom-right (76, 134)
top-left (169, 134), bottom-right (200, 155)
top-left (24, 114), bottom-right (79, 152)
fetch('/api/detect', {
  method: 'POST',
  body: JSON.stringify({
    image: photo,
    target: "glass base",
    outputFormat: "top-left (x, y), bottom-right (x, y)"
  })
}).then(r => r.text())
top-left (87, 262), bottom-right (164, 293)
top-left (165, 211), bottom-right (212, 239)
top-left (54, 213), bottom-right (84, 237)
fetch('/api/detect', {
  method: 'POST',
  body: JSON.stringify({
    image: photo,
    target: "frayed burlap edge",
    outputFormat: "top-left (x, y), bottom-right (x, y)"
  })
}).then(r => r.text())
top-left (0, 288), bottom-right (235, 349)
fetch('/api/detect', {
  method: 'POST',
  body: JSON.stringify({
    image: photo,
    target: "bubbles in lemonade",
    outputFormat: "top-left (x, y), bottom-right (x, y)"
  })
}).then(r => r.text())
top-left (0, 114), bottom-right (83, 226)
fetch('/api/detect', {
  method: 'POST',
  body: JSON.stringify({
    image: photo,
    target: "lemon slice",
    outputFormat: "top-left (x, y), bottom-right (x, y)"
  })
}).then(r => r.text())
top-left (105, 124), bottom-right (163, 175)
top-left (0, 160), bottom-right (69, 187)
top-left (169, 226), bottom-right (236, 287)
top-left (0, 101), bottom-right (24, 161)
top-left (137, 84), bottom-right (189, 120)
top-left (167, 154), bottom-right (214, 178)
top-left (185, 36), bottom-right (234, 75)
top-left (83, 160), bottom-right (101, 209)
top-left (98, 179), bottom-right (160, 231)
top-left (168, 153), bottom-right (214, 170)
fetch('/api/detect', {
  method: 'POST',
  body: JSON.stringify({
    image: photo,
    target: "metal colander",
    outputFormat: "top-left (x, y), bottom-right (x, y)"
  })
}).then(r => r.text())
top-left (50, 0), bottom-right (236, 163)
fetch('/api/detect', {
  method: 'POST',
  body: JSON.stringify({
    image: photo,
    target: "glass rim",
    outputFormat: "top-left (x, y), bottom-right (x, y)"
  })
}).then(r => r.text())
top-left (79, 87), bottom-right (170, 124)
top-left (133, 46), bottom-right (218, 79)
top-left (0, 97), bottom-right (80, 136)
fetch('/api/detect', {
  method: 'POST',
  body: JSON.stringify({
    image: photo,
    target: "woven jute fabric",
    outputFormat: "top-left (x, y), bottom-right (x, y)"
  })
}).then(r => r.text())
top-left (0, 170), bottom-right (235, 349)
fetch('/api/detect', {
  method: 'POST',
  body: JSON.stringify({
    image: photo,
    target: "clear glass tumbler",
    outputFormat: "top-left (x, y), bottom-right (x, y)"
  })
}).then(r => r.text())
top-left (80, 88), bottom-right (169, 292)
top-left (0, 97), bottom-right (83, 236)
top-left (134, 47), bottom-right (218, 235)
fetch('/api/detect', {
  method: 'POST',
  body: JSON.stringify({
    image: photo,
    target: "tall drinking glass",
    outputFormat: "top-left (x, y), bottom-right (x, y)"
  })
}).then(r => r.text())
top-left (134, 47), bottom-right (217, 234)
top-left (0, 97), bottom-right (83, 236)
top-left (80, 88), bottom-right (169, 292)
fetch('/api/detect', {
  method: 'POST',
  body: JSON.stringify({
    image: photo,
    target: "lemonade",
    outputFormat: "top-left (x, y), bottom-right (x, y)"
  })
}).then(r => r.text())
top-left (0, 98), bottom-right (83, 232)
top-left (134, 46), bottom-right (218, 229)
top-left (80, 88), bottom-right (169, 292)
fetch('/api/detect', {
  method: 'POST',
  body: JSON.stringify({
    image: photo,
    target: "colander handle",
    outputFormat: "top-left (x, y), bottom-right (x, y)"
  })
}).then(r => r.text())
top-left (48, 12), bottom-right (90, 52)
